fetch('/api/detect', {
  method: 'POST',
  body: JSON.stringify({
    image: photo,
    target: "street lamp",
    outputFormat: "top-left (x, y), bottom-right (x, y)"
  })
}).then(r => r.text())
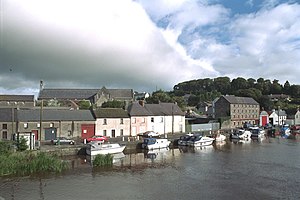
top-left (277, 106), bottom-right (280, 127)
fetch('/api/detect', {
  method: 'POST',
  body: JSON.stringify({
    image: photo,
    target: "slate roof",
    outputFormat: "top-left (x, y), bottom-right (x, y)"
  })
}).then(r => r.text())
top-left (93, 108), bottom-right (129, 118)
top-left (223, 95), bottom-right (259, 105)
top-left (159, 102), bottom-right (185, 116)
top-left (38, 89), bottom-right (98, 100)
top-left (17, 109), bottom-right (95, 121)
top-left (108, 89), bottom-right (133, 99)
top-left (127, 102), bottom-right (152, 116)
top-left (260, 111), bottom-right (269, 116)
top-left (0, 95), bottom-right (34, 101)
top-left (38, 88), bottom-right (133, 100)
top-left (0, 108), bottom-right (15, 122)
top-left (128, 102), bottom-right (185, 116)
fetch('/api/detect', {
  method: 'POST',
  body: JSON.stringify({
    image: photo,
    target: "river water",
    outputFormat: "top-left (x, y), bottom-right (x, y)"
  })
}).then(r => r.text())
top-left (1, 137), bottom-right (300, 200)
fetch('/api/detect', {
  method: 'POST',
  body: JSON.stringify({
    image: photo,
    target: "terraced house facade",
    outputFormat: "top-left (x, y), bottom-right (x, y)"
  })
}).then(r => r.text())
top-left (214, 95), bottom-right (260, 128)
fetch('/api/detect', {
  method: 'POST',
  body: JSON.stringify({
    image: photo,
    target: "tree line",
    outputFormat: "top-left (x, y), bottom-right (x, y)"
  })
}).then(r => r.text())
top-left (145, 77), bottom-right (300, 115)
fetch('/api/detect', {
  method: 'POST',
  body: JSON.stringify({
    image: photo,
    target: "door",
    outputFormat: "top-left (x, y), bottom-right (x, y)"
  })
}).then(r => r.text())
top-left (112, 129), bottom-right (115, 138)
top-left (81, 124), bottom-right (95, 139)
top-left (32, 130), bottom-right (38, 141)
top-left (261, 116), bottom-right (267, 127)
top-left (45, 128), bottom-right (57, 140)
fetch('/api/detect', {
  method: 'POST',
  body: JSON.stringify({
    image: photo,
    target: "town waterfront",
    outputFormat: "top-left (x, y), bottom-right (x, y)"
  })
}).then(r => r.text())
top-left (1, 137), bottom-right (300, 200)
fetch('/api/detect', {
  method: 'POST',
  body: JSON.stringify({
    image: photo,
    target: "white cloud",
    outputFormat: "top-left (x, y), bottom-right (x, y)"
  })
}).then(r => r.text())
top-left (0, 0), bottom-right (219, 94)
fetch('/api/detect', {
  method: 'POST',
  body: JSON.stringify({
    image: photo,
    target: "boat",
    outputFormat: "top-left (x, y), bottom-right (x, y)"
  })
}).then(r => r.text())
top-left (214, 133), bottom-right (226, 142)
top-left (141, 138), bottom-right (170, 150)
top-left (86, 141), bottom-right (126, 156)
top-left (230, 129), bottom-right (251, 140)
top-left (230, 129), bottom-right (244, 140)
top-left (249, 127), bottom-right (265, 139)
top-left (177, 133), bottom-right (193, 146)
top-left (281, 125), bottom-right (291, 138)
top-left (187, 135), bottom-right (215, 147)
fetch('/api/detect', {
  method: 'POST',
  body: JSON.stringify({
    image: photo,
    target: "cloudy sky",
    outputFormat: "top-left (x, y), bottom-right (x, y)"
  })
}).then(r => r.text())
top-left (1, 0), bottom-right (300, 96)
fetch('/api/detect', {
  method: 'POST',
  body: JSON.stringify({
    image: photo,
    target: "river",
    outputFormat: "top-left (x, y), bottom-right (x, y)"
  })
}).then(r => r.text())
top-left (1, 137), bottom-right (300, 200)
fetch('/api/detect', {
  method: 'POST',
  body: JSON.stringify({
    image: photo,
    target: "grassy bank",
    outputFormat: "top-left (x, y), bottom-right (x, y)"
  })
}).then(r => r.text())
top-left (0, 141), bottom-right (69, 176)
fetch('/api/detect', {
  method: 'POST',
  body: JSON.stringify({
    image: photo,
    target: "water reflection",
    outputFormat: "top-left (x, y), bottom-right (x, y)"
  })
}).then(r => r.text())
top-left (1, 138), bottom-right (300, 200)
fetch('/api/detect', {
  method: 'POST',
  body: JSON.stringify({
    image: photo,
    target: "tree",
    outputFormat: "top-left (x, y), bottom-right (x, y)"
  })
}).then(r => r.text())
top-left (270, 79), bottom-right (282, 94)
top-left (78, 100), bottom-right (91, 109)
top-left (146, 90), bottom-right (172, 104)
top-left (231, 77), bottom-right (248, 91)
top-left (247, 78), bottom-right (256, 88)
top-left (213, 77), bottom-right (231, 94)
top-left (283, 81), bottom-right (291, 95)
top-left (188, 95), bottom-right (200, 106)
top-left (101, 100), bottom-right (125, 108)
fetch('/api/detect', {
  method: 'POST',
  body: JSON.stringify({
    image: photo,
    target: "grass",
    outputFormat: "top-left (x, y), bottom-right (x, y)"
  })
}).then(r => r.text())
top-left (92, 154), bottom-right (114, 167)
top-left (0, 151), bottom-right (69, 176)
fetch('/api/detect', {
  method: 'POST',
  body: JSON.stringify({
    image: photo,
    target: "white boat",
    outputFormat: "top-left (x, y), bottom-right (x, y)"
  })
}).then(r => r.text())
top-left (230, 129), bottom-right (251, 140)
top-left (86, 141), bottom-right (126, 156)
top-left (215, 134), bottom-right (226, 142)
top-left (249, 127), bottom-right (265, 139)
top-left (239, 130), bottom-right (251, 140)
top-left (141, 138), bottom-right (170, 150)
top-left (188, 135), bottom-right (215, 147)
top-left (177, 133), bottom-right (193, 146)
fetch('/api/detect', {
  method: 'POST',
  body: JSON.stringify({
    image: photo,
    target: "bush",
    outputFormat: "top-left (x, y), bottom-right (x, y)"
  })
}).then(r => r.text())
top-left (0, 141), bottom-right (14, 155)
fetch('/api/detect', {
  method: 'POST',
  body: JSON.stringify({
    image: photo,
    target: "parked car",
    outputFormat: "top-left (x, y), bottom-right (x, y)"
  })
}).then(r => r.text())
top-left (138, 131), bottom-right (160, 138)
top-left (86, 135), bottom-right (108, 143)
top-left (51, 137), bottom-right (75, 145)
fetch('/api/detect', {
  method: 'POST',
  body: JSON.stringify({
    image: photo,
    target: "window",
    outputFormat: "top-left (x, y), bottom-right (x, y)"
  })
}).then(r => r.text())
top-left (120, 118), bottom-right (123, 124)
top-left (37, 123), bottom-right (40, 128)
top-left (160, 117), bottom-right (163, 123)
top-left (2, 124), bottom-right (7, 129)
top-left (24, 123), bottom-right (28, 129)
top-left (151, 117), bottom-right (154, 123)
top-left (103, 119), bottom-right (107, 125)
top-left (2, 131), bottom-right (7, 139)
top-left (120, 129), bottom-right (124, 136)
top-left (50, 123), bottom-right (54, 127)
top-left (103, 130), bottom-right (107, 136)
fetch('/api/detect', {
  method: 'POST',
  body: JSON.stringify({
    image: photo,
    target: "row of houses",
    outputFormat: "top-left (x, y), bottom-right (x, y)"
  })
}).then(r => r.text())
top-left (0, 84), bottom-right (297, 142)
top-left (198, 95), bottom-right (297, 129)
top-left (0, 101), bottom-right (185, 141)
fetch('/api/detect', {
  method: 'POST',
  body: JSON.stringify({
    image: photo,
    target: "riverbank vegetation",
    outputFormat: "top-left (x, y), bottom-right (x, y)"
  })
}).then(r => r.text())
top-left (0, 141), bottom-right (69, 177)
top-left (92, 154), bottom-right (113, 167)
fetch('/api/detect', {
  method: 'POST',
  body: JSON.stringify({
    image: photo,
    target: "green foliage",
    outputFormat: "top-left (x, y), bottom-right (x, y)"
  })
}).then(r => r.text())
top-left (17, 137), bottom-right (28, 151)
top-left (78, 100), bottom-right (91, 109)
top-left (93, 154), bottom-right (113, 167)
top-left (172, 76), bottom-right (300, 112)
top-left (102, 100), bottom-right (125, 108)
top-left (146, 90), bottom-right (173, 103)
top-left (0, 152), bottom-right (68, 176)
top-left (0, 141), bottom-right (14, 155)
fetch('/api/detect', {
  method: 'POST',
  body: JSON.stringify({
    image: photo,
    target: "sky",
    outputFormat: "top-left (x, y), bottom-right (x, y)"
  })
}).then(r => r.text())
top-left (1, 0), bottom-right (300, 97)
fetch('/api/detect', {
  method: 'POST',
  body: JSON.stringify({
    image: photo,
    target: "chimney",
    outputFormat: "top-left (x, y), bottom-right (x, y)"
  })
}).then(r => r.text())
top-left (139, 100), bottom-right (145, 107)
top-left (40, 80), bottom-right (44, 91)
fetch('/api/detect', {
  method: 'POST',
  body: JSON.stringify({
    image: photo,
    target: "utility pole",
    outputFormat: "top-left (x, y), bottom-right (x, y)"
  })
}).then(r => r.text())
top-left (39, 99), bottom-right (43, 142)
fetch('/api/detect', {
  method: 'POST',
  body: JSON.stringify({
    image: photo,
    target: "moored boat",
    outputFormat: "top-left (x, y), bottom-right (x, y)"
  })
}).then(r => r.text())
top-left (86, 141), bottom-right (126, 156)
top-left (215, 133), bottom-right (226, 142)
top-left (178, 133), bottom-right (193, 146)
top-left (250, 127), bottom-right (265, 139)
top-left (188, 135), bottom-right (215, 147)
top-left (141, 138), bottom-right (170, 150)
